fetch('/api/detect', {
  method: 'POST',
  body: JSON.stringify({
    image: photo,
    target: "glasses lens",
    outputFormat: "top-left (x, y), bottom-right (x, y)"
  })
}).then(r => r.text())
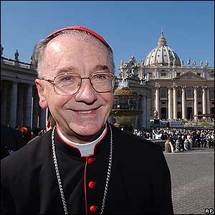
top-left (91, 73), bottom-right (114, 92)
top-left (54, 73), bottom-right (81, 95)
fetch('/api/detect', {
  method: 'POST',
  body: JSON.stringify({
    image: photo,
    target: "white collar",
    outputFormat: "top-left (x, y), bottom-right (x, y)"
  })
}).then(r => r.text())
top-left (56, 124), bottom-right (107, 157)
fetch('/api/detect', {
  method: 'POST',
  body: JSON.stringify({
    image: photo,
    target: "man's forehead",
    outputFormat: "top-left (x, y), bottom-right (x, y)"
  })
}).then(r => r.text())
top-left (39, 35), bottom-right (111, 74)
top-left (45, 26), bottom-right (111, 50)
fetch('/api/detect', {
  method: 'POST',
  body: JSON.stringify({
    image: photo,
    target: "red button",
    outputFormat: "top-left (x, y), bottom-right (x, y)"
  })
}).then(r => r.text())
top-left (88, 181), bottom-right (96, 189)
top-left (87, 157), bottom-right (95, 164)
top-left (89, 205), bottom-right (97, 213)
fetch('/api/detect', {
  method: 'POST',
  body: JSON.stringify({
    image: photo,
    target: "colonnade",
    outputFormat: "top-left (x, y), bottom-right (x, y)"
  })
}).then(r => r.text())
top-left (1, 80), bottom-right (46, 128)
top-left (154, 85), bottom-right (211, 120)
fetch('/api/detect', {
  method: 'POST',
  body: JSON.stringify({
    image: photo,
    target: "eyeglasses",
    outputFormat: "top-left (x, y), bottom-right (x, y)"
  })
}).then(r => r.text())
top-left (40, 72), bottom-right (115, 95)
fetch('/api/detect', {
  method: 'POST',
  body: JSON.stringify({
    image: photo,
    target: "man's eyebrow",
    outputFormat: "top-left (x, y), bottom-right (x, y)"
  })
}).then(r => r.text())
top-left (92, 65), bottom-right (110, 72)
top-left (57, 66), bottom-right (76, 74)
top-left (56, 65), bottom-right (110, 75)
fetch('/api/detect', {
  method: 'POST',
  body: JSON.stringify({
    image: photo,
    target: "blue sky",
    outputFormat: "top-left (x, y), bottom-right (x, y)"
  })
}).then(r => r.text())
top-left (1, 1), bottom-right (214, 74)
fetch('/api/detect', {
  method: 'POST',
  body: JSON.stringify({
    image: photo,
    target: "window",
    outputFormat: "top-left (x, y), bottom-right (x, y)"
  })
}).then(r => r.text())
top-left (177, 89), bottom-right (181, 97)
top-left (160, 87), bottom-right (167, 98)
top-left (161, 72), bottom-right (166, 77)
top-left (197, 89), bottom-right (202, 97)
top-left (209, 88), bottom-right (214, 100)
top-left (186, 87), bottom-right (193, 98)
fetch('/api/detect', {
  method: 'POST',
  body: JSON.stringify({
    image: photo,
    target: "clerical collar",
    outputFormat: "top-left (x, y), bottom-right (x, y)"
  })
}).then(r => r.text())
top-left (56, 124), bottom-right (107, 157)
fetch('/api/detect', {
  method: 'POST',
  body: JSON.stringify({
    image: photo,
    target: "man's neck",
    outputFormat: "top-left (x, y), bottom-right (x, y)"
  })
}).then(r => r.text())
top-left (56, 124), bottom-right (108, 157)
top-left (56, 124), bottom-right (107, 144)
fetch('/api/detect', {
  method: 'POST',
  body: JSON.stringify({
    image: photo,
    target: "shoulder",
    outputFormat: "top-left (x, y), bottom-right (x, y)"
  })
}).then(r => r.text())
top-left (111, 125), bottom-right (169, 177)
top-left (111, 125), bottom-right (162, 154)
top-left (1, 130), bottom-right (52, 175)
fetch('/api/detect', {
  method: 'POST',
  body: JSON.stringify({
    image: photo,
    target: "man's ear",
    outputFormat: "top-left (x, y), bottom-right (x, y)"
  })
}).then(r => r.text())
top-left (35, 79), bottom-right (48, 109)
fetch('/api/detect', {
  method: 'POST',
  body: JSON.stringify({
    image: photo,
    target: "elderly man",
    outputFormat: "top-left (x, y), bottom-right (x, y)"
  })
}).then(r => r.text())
top-left (1, 26), bottom-right (173, 214)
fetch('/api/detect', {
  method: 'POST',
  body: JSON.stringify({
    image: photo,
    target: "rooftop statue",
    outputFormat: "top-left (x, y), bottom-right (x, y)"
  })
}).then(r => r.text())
top-left (1, 44), bottom-right (3, 56)
top-left (14, 49), bottom-right (19, 61)
top-left (119, 62), bottom-right (129, 81)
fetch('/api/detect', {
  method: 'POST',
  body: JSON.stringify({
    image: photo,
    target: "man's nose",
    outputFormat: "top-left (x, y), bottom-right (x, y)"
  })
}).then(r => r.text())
top-left (75, 79), bottom-right (97, 104)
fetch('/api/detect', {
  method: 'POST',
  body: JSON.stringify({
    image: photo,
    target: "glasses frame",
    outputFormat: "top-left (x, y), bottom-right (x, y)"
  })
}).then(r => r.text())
top-left (40, 72), bottom-right (115, 95)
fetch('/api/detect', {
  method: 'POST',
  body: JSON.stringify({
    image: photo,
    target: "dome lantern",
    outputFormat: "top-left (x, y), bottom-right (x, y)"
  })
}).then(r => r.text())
top-left (157, 32), bottom-right (167, 47)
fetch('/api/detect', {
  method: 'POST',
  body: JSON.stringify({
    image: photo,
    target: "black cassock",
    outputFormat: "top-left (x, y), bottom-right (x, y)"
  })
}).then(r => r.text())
top-left (1, 125), bottom-right (173, 214)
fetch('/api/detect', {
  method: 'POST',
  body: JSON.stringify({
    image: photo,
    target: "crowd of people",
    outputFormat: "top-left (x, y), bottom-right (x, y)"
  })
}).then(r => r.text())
top-left (2, 124), bottom-right (214, 159)
top-left (132, 127), bottom-right (214, 152)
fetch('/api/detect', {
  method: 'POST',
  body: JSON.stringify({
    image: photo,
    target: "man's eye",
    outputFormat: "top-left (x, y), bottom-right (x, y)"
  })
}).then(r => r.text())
top-left (60, 75), bottom-right (75, 82)
top-left (93, 74), bottom-right (109, 80)
top-left (57, 75), bottom-right (78, 86)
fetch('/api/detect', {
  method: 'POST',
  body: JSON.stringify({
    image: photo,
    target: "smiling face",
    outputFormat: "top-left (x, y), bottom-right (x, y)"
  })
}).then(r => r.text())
top-left (35, 33), bottom-right (114, 143)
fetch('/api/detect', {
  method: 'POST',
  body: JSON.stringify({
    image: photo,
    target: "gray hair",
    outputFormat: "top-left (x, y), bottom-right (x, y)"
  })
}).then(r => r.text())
top-left (31, 30), bottom-right (115, 77)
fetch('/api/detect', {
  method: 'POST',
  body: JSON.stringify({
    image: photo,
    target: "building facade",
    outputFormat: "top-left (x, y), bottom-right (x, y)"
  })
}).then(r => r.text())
top-left (115, 33), bottom-right (214, 127)
top-left (1, 50), bottom-right (46, 129)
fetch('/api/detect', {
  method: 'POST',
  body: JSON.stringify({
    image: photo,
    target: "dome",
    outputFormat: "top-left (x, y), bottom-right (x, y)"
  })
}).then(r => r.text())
top-left (144, 32), bottom-right (181, 67)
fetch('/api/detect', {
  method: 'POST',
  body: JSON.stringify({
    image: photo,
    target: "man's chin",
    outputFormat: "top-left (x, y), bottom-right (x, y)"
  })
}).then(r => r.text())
top-left (70, 124), bottom-right (103, 140)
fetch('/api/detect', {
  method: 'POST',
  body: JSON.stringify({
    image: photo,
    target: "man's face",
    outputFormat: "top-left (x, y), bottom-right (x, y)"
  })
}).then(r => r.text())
top-left (35, 34), bottom-right (113, 141)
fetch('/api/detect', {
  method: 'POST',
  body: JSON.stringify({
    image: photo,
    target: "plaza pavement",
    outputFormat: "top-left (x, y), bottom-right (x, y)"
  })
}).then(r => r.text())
top-left (164, 148), bottom-right (214, 215)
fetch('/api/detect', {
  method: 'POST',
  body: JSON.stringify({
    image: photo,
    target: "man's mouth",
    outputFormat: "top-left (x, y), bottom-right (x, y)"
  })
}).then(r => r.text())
top-left (77, 110), bottom-right (95, 114)
top-left (72, 107), bottom-right (100, 114)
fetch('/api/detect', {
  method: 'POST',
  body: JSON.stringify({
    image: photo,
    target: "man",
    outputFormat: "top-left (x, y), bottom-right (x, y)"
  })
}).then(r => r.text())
top-left (1, 26), bottom-right (173, 214)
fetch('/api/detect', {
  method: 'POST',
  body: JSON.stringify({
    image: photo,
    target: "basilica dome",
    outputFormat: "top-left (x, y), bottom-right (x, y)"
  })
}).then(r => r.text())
top-left (144, 32), bottom-right (181, 67)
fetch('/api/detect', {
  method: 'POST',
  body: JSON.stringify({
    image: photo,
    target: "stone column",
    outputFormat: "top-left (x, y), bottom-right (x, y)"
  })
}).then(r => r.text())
top-left (193, 87), bottom-right (198, 120)
top-left (155, 87), bottom-right (160, 118)
top-left (24, 84), bottom-right (33, 127)
top-left (1, 81), bottom-right (7, 125)
top-left (10, 82), bottom-right (18, 128)
top-left (16, 85), bottom-right (24, 125)
top-left (173, 86), bottom-right (177, 119)
top-left (202, 87), bottom-right (207, 117)
top-left (181, 86), bottom-right (186, 120)
top-left (207, 88), bottom-right (210, 114)
top-left (168, 88), bottom-right (173, 119)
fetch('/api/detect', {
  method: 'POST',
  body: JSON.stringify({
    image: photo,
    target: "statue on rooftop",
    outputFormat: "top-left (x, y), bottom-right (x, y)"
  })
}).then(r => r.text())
top-left (1, 44), bottom-right (3, 56)
top-left (15, 49), bottom-right (19, 61)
